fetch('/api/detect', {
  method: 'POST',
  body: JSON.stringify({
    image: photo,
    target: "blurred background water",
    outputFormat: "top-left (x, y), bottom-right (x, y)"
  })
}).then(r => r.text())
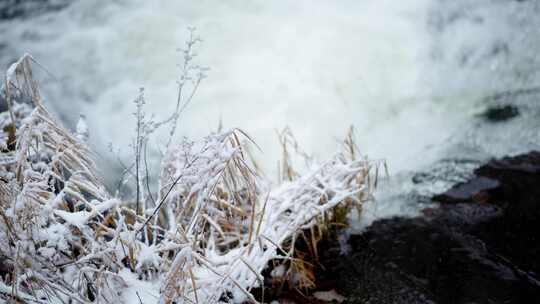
top-left (1, 0), bottom-right (539, 227)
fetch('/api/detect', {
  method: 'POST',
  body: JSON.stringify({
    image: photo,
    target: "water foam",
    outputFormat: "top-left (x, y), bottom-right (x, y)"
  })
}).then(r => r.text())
top-left (1, 0), bottom-right (539, 226)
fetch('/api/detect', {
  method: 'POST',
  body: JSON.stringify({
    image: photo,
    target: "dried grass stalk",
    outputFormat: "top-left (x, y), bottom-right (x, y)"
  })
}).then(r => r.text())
top-left (0, 55), bottom-right (381, 304)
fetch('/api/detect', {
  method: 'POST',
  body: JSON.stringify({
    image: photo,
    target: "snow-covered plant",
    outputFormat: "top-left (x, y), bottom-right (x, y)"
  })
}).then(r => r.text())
top-left (0, 49), bottom-right (382, 303)
top-left (124, 28), bottom-right (207, 218)
top-left (154, 126), bottom-right (379, 303)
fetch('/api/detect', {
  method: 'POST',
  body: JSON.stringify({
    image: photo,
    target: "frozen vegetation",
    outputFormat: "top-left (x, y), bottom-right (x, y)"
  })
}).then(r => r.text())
top-left (0, 53), bottom-right (382, 303)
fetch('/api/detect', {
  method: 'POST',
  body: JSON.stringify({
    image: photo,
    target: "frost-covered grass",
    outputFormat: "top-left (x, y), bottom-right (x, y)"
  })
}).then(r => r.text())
top-left (0, 54), bottom-right (381, 303)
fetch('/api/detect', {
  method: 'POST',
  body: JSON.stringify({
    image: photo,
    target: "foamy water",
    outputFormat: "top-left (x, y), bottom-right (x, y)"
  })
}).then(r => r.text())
top-left (1, 0), bottom-right (539, 226)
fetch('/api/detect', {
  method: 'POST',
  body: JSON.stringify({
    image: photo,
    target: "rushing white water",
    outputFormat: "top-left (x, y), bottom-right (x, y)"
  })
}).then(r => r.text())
top-left (1, 0), bottom-right (539, 226)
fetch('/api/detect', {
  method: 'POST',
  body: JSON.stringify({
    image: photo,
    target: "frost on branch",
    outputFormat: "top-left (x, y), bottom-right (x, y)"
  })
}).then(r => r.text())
top-left (0, 55), bottom-right (382, 303)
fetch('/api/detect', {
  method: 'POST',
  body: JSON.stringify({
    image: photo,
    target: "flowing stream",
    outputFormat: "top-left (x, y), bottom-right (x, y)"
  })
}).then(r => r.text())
top-left (1, 0), bottom-right (539, 228)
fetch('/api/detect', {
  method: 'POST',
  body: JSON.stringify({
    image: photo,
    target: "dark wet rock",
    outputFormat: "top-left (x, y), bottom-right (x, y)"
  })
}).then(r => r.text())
top-left (0, 0), bottom-right (70, 21)
top-left (320, 203), bottom-right (539, 303)
top-left (481, 105), bottom-right (520, 122)
top-left (322, 217), bottom-right (540, 304)
top-left (432, 176), bottom-right (500, 203)
top-left (476, 151), bottom-right (540, 176)
top-left (469, 152), bottom-right (540, 276)
top-left (318, 151), bottom-right (540, 303)
top-left (478, 87), bottom-right (540, 123)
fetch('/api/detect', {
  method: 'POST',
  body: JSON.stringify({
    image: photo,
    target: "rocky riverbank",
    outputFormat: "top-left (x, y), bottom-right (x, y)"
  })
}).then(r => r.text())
top-left (316, 151), bottom-right (540, 303)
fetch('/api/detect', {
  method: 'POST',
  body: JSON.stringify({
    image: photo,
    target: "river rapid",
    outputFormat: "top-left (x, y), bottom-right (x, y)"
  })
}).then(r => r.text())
top-left (1, 0), bottom-right (539, 228)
